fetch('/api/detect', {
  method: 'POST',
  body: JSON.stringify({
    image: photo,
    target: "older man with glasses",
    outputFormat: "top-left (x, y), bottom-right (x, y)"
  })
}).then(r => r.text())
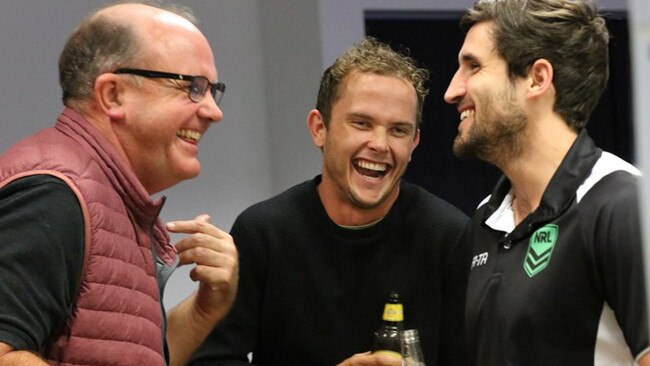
top-left (0, 2), bottom-right (237, 366)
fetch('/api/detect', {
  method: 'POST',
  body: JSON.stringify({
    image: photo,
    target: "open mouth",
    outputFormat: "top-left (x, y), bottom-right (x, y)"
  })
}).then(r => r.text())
top-left (353, 159), bottom-right (389, 179)
top-left (460, 109), bottom-right (475, 121)
top-left (177, 129), bottom-right (202, 143)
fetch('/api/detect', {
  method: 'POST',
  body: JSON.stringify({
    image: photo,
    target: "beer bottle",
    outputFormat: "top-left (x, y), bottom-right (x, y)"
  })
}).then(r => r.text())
top-left (371, 291), bottom-right (404, 359)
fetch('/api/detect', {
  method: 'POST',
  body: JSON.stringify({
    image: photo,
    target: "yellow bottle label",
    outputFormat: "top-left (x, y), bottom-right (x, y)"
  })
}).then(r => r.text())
top-left (382, 303), bottom-right (403, 322)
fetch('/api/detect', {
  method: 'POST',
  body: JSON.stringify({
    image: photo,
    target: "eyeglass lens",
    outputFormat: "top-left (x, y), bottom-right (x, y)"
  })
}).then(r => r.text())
top-left (190, 77), bottom-right (224, 104)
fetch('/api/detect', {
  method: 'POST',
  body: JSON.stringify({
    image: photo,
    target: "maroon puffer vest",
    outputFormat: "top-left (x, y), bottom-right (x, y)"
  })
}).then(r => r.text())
top-left (0, 108), bottom-right (177, 365)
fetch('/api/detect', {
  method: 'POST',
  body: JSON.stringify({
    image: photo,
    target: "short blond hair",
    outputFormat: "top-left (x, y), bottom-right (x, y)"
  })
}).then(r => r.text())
top-left (315, 37), bottom-right (429, 127)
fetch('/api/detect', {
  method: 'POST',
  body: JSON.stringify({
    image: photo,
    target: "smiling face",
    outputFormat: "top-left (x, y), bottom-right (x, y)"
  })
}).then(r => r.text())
top-left (310, 71), bottom-right (420, 222)
top-left (111, 6), bottom-right (223, 194)
top-left (444, 21), bottom-right (528, 165)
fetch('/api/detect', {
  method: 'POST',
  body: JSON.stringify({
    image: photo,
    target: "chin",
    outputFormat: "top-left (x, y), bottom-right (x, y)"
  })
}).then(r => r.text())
top-left (185, 170), bottom-right (201, 180)
top-left (177, 161), bottom-right (202, 179)
top-left (352, 190), bottom-right (389, 209)
top-left (452, 136), bottom-right (473, 159)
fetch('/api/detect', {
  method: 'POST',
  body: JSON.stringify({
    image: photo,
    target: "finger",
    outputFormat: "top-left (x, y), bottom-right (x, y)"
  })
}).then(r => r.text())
top-left (189, 264), bottom-right (237, 291)
top-left (337, 352), bottom-right (379, 366)
top-left (165, 214), bottom-right (210, 232)
top-left (176, 241), bottom-right (236, 266)
top-left (174, 230), bottom-right (236, 256)
top-left (168, 218), bottom-right (231, 253)
top-left (166, 214), bottom-right (226, 237)
top-left (372, 353), bottom-right (402, 366)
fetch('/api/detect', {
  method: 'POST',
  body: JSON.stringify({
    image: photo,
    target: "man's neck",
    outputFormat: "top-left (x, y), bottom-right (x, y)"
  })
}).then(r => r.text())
top-left (503, 118), bottom-right (578, 225)
top-left (316, 180), bottom-right (395, 227)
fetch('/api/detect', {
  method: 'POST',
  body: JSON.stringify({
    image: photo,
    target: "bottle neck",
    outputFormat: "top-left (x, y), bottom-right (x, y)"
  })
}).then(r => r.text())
top-left (382, 303), bottom-right (403, 323)
top-left (381, 321), bottom-right (403, 330)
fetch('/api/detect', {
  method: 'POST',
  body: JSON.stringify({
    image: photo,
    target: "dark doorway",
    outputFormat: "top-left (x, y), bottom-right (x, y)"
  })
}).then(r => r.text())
top-left (365, 11), bottom-right (632, 215)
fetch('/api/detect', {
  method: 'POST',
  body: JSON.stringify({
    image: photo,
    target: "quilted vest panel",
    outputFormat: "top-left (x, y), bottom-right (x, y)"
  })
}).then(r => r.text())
top-left (0, 108), bottom-right (177, 365)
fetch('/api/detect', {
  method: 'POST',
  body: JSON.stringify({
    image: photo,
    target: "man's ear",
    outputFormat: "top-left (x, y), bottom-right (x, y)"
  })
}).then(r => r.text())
top-left (93, 73), bottom-right (126, 120)
top-left (307, 109), bottom-right (327, 148)
top-left (409, 128), bottom-right (421, 160)
top-left (526, 58), bottom-right (554, 99)
top-left (403, 128), bottom-right (421, 163)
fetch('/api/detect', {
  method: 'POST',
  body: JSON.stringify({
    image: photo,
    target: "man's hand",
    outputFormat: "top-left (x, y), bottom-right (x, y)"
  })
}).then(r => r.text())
top-left (337, 352), bottom-right (402, 366)
top-left (0, 342), bottom-right (49, 365)
top-left (165, 214), bottom-right (238, 366)
top-left (166, 214), bottom-right (239, 323)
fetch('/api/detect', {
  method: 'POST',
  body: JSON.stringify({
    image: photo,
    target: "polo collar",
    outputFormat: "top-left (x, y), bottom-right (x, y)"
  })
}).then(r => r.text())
top-left (482, 129), bottom-right (602, 241)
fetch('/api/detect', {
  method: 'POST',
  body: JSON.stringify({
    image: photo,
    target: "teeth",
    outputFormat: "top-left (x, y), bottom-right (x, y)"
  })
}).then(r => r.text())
top-left (177, 129), bottom-right (202, 141)
top-left (460, 109), bottom-right (475, 121)
top-left (357, 160), bottom-right (387, 172)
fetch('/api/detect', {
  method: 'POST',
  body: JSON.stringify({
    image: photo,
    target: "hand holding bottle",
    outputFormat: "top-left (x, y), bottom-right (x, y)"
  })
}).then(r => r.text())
top-left (337, 292), bottom-right (405, 366)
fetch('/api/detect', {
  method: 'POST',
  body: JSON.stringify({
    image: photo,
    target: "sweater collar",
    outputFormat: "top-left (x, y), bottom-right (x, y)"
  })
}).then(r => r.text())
top-left (310, 175), bottom-right (400, 240)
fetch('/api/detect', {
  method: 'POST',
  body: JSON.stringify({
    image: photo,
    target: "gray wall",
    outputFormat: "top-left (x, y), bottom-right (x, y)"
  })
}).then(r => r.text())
top-left (629, 0), bottom-right (650, 317)
top-left (0, 0), bottom-right (629, 309)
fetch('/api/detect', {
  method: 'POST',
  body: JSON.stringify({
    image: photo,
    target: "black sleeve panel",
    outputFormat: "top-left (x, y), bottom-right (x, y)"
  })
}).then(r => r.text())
top-left (0, 175), bottom-right (84, 352)
top-left (583, 171), bottom-right (648, 357)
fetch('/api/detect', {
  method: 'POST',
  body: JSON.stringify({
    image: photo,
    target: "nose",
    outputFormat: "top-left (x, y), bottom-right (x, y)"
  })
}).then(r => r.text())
top-left (444, 69), bottom-right (465, 105)
top-left (199, 94), bottom-right (223, 124)
top-left (367, 129), bottom-right (389, 153)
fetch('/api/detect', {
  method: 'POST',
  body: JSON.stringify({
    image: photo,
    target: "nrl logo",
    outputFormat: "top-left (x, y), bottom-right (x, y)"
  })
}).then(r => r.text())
top-left (524, 224), bottom-right (558, 278)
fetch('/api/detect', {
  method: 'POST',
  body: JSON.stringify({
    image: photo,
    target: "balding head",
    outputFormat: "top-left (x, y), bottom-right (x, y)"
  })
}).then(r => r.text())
top-left (93, 2), bottom-right (200, 41)
top-left (59, 1), bottom-right (205, 109)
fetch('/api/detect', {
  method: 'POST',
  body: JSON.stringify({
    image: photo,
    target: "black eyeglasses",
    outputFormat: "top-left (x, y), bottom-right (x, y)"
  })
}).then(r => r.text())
top-left (114, 68), bottom-right (225, 104)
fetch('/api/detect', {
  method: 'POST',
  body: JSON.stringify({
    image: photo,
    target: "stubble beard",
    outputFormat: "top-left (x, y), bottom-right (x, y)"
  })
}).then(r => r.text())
top-left (453, 88), bottom-right (527, 166)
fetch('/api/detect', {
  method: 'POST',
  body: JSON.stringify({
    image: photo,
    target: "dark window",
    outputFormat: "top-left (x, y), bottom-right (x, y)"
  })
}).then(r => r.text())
top-left (366, 11), bottom-right (632, 215)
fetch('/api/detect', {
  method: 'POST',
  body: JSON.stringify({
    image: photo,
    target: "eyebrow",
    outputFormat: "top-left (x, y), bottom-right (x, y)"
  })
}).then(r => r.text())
top-left (347, 113), bottom-right (415, 128)
top-left (347, 112), bottom-right (373, 120)
top-left (460, 52), bottom-right (480, 64)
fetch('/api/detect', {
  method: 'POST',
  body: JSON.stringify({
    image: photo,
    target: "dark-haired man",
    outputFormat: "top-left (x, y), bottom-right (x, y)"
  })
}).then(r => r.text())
top-left (445, 0), bottom-right (649, 364)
